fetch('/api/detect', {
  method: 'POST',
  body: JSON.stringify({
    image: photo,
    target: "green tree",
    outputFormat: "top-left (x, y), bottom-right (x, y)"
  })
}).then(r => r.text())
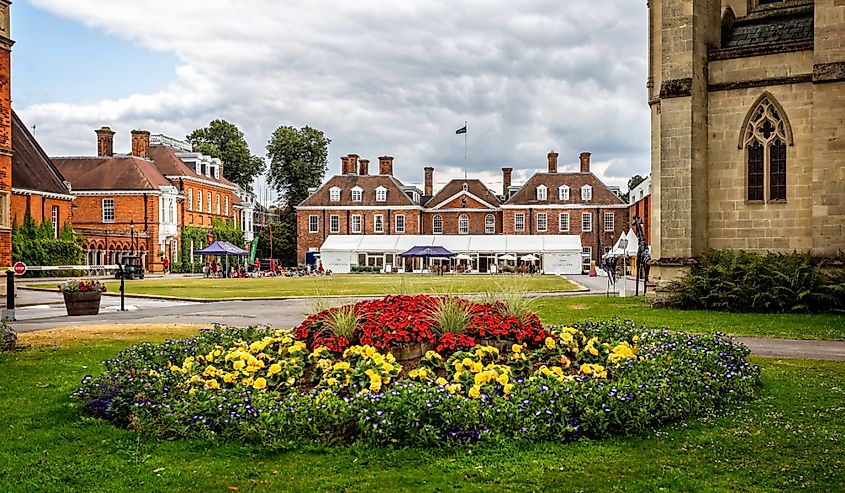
top-left (623, 174), bottom-right (648, 203)
top-left (265, 126), bottom-right (331, 264)
top-left (187, 120), bottom-right (265, 190)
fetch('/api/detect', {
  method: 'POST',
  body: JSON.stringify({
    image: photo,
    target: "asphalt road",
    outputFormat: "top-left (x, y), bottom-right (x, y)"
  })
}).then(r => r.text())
top-left (3, 278), bottom-right (844, 361)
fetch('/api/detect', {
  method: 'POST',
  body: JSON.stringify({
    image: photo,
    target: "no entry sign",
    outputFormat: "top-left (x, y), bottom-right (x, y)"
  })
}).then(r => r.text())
top-left (13, 261), bottom-right (26, 275)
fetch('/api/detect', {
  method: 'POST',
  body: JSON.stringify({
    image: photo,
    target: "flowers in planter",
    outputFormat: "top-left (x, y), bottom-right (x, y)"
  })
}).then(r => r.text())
top-left (58, 279), bottom-right (107, 293)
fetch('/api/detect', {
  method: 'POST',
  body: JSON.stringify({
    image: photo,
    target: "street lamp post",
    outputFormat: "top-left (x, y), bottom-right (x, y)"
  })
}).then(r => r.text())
top-left (130, 220), bottom-right (136, 256)
top-left (619, 237), bottom-right (628, 297)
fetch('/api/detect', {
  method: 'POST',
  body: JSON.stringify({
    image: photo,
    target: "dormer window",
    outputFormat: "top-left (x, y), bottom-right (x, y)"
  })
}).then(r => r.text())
top-left (329, 187), bottom-right (341, 202)
top-left (581, 185), bottom-right (593, 202)
top-left (462, 183), bottom-right (468, 191)
top-left (536, 185), bottom-right (548, 201)
top-left (351, 186), bottom-right (363, 202)
top-left (375, 186), bottom-right (387, 202)
top-left (559, 185), bottom-right (570, 201)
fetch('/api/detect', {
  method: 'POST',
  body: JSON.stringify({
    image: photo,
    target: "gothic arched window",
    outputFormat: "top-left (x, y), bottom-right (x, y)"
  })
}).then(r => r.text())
top-left (739, 93), bottom-right (792, 202)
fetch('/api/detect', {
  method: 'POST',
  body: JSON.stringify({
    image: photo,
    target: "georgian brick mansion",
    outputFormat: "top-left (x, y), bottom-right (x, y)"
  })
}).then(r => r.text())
top-left (296, 152), bottom-right (629, 271)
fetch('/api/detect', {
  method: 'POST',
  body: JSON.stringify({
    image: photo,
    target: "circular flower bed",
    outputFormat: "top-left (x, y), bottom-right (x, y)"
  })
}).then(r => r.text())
top-left (72, 295), bottom-right (761, 447)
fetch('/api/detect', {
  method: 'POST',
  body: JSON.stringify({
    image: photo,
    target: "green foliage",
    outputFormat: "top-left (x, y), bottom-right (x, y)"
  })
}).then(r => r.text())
top-left (669, 249), bottom-right (845, 313)
top-left (265, 125), bottom-right (331, 209)
top-left (429, 297), bottom-right (471, 335)
top-left (11, 210), bottom-right (83, 275)
top-left (350, 265), bottom-right (382, 273)
top-left (324, 305), bottom-right (360, 340)
top-left (187, 119), bottom-right (266, 190)
top-left (256, 219), bottom-right (295, 265)
top-left (176, 221), bottom-right (244, 273)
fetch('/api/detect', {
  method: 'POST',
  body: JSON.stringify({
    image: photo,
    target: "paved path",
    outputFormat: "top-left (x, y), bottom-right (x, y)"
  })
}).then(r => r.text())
top-left (4, 278), bottom-right (844, 361)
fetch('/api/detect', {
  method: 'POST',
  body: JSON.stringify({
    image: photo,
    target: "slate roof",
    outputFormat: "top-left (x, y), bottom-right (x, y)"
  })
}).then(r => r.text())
top-left (425, 179), bottom-right (502, 208)
top-left (11, 111), bottom-right (71, 196)
top-left (52, 155), bottom-right (171, 191)
top-left (298, 174), bottom-right (416, 207)
top-left (505, 172), bottom-right (625, 206)
top-left (724, 13), bottom-right (813, 48)
top-left (148, 145), bottom-right (239, 191)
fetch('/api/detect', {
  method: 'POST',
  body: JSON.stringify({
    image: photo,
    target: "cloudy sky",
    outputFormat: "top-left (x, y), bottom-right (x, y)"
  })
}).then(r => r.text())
top-left (14, 0), bottom-right (649, 201)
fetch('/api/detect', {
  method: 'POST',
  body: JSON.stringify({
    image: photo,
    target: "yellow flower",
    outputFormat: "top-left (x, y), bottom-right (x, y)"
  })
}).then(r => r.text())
top-left (454, 363), bottom-right (465, 373)
top-left (503, 383), bottom-right (513, 395)
top-left (587, 345), bottom-right (599, 356)
top-left (147, 369), bottom-right (159, 378)
top-left (326, 377), bottom-right (338, 386)
top-left (333, 361), bottom-right (351, 371)
top-left (267, 363), bottom-right (282, 376)
top-left (223, 373), bottom-right (238, 384)
top-left (436, 377), bottom-right (448, 386)
top-left (253, 377), bottom-right (267, 389)
top-left (471, 362), bottom-right (483, 373)
top-left (189, 387), bottom-right (197, 395)
top-left (383, 362), bottom-right (394, 373)
top-left (205, 379), bottom-right (220, 390)
top-left (369, 380), bottom-right (382, 392)
top-left (560, 332), bottom-right (574, 344)
top-left (468, 385), bottom-right (481, 399)
top-left (545, 337), bottom-right (556, 350)
top-left (632, 335), bottom-right (640, 342)
top-left (425, 350), bottom-right (442, 360)
top-left (446, 384), bottom-right (461, 394)
top-left (474, 348), bottom-right (485, 358)
top-left (580, 363), bottom-right (594, 375)
top-left (170, 365), bottom-right (181, 372)
top-left (409, 369), bottom-right (419, 379)
top-left (233, 360), bottom-right (246, 371)
top-left (512, 344), bottom-right (523, 353)
top-left (497, 373), bottom-right (509, 386)
top-left (462, 358), bottom-right (473, 368)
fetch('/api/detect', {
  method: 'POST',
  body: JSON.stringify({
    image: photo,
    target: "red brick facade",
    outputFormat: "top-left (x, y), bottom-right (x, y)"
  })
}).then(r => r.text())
top-left (0, 37), bottom-right (12, 266)
top-left (629, 194), bottom-right (651, 245)
top-left (296, 152), bottom-right (628, 270)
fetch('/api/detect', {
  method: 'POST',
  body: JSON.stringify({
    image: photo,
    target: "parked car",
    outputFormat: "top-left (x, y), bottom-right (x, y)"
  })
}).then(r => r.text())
top-left (114, 255), bottom-right (145, 280)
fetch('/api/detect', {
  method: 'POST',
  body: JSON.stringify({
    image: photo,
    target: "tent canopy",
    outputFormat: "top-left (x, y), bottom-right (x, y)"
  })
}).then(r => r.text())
top-left (193, 241), bottom-right (248, 256)
top-left (320, 235), bottom-right (581, 254)
top-left (399, 245), bottom-right (455, 258)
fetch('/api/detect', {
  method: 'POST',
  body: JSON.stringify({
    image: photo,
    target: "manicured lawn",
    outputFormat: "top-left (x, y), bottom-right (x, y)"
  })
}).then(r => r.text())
top-left (90, 274), bottom-right (581, 299)
top-left (1, 327), bottom-right (843, 492)
top-left (532, 296), bottom-right (845, 340)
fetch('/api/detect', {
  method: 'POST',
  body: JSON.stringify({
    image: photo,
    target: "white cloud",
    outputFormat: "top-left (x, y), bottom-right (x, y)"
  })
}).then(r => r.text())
top-left (22, 0), bottom-right (649, 192)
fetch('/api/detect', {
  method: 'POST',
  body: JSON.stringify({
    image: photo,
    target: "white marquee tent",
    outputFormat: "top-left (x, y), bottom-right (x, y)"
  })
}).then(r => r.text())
top-left (318, 235), bottom-right (582, 274)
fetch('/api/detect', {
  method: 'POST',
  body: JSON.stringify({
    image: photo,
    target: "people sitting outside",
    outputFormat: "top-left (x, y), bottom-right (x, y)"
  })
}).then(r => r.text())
top-left (203, 262), bottom-right (210, 278)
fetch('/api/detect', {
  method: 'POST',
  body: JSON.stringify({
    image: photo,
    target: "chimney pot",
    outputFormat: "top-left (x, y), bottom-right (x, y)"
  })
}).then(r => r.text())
top-left (378, 155), bottom-right (394, 176)
top-left (347, 154), bottom-right (359, 175)
top-left (95, 126), bottom-right (116, 157)
top-left (341, 156), bottom-right (350, 174)
top-left (359, 159), bottom-right (369, 176)
top-left (424, 167), bottom-right (434, 196)
top-left (547, 152), bottom-right (559, 173)
top-left (502, 167), bottom-right (513, 196)
top-left (579, 152), bottom-right (591, 173)
top-left (130, 130), bottom-right (151, 159)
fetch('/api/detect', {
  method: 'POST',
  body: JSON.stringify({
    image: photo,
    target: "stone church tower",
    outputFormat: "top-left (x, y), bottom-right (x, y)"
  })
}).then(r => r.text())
top-left (648, 0), bottom-right (845, 282)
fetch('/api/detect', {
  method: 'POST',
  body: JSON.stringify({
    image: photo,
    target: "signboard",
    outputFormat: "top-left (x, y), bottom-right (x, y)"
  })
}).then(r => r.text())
top-left (12, 261), bottom-right (26, 275)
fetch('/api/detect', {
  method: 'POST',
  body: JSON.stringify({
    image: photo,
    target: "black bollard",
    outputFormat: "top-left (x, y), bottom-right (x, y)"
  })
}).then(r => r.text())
top-left (118, 264), bottom-right (126, 312)
top-left (5, 270), bottom-right (13, 310)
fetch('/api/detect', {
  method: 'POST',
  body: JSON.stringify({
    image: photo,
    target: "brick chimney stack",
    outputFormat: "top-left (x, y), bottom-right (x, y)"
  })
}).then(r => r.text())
top-left (424, 167), bottom-right (434, 196)
top-left (378, 156), bottom-right (394, 176)
top-left (547, 152), bottom-right (559, 173)
top-left (95, 126), bottom-right (115, 157)
top-left (130, 130), bottom-right (150, 159)
top-left (347, 154), bottom-right (359, 175)
top-left (358, 159), bottom-right (369, 176)
top-left (579, 152), bottom-right (591, 173)
top-left (502, 167), bottom-right (513, 196)
top-left (340, 156), bottom-right (350, 174)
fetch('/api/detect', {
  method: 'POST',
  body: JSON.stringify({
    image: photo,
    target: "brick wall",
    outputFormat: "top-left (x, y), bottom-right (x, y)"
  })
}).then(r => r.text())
top-left (11, 194), bottom-right (73, 229)
top-left (629, 195), bottom-right (651, 245)
top-left (0, 47), bottom-right (11, 266)
top-left (420, 210), bottom-right (502, 235)
top-left (181, 182), bottom-right (238, 228)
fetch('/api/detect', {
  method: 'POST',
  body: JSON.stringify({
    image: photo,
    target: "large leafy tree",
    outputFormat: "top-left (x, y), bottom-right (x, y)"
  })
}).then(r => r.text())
top-left (265, 126), bottom-right (331, 265)
top-left (187, 120), bottom-right (265, 190)
top-left (623, 174), bottom-right (648, 203)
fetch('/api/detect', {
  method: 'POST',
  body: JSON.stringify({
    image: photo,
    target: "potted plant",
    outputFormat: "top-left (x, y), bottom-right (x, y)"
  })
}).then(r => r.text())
top-left (58, 279), bottom-right (107, 316)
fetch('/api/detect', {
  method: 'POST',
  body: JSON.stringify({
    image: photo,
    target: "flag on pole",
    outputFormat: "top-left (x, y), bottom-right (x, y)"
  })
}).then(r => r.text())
top-left (455, 124), bottom-right (467, 135)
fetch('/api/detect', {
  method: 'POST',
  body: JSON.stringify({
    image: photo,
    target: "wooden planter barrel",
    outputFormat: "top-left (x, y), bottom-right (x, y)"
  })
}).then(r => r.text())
top-left (63, 291), bottom-right (102, 316)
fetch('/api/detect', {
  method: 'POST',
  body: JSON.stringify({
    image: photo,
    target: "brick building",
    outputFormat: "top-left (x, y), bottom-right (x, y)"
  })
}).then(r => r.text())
top-left (10, 111), bottom-right (74, 233)
top-left (296, 151), bottom-right (628, 271)
top-left (628, 176), bottom-right (651, 245)
top-left (53, 129), bottom-right (240, 271)
top-left (0, 0), bottom-right (13, 267)
top-left (502, 152), bottom-right (629, 271)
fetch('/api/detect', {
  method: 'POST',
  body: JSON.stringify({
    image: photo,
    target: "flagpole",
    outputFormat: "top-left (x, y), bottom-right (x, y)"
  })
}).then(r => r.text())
top-left (464, 121), bottom-right (467, 179)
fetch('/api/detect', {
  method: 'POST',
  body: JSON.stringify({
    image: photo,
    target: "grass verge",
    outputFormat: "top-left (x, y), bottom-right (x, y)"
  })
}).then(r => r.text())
top-left (0, 327), bottom-right (842, 492)
top-left (532, 296), bottom-right (845, 340)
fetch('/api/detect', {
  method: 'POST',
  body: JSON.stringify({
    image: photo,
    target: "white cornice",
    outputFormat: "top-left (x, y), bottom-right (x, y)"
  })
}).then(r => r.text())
top-left (430, 190), bottom-right (498, 210)
top-left (166, 175), bottom-right (238, 192)
top-left (296, 205), bottom-right (423, 211)
top-left (12, 188), bottom-right (75, 201)
top-left (71, 190), bottom-right (162, 197)
top-left (429, 208), bottom-right (501, 213)
top-left (501, 203), bottom-right (629, 210)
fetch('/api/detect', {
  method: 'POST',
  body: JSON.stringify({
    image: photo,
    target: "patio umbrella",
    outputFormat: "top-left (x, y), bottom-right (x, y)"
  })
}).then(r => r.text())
top-left (455, 254), bottom-right (473, 260)
top-left (520, 254), bottom-right (539, 261)
top-left (499, 254), bottom-right (517, 261)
